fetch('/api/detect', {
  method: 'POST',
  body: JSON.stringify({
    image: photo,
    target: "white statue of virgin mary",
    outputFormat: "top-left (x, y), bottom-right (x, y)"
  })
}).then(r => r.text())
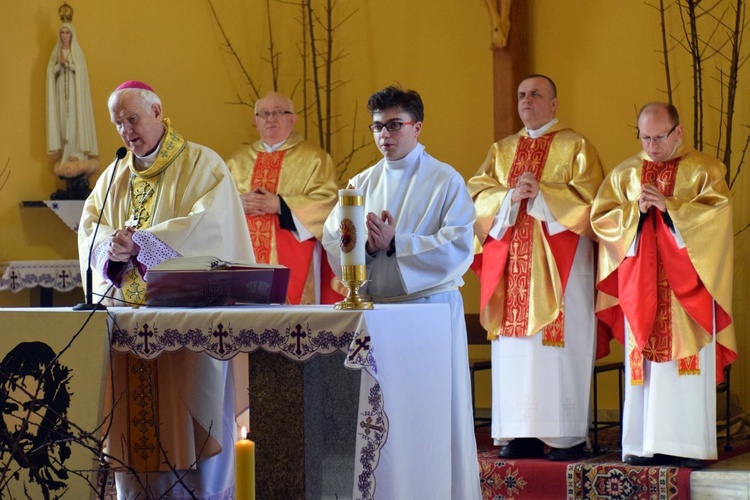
top-left (46, 8), bottom-right (99, 197)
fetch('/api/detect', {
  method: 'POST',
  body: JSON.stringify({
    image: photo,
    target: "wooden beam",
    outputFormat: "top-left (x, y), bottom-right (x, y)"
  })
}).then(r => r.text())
top-left (492, 0), bottom-right (529, 141)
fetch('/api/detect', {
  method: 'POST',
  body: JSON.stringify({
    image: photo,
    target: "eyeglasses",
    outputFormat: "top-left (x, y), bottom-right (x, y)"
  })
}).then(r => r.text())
top-left (256, 110), bottom-right (294, 120)
top-left (368, 121), bottom-right (415, 133)
top-left (638, 124), bottom-right (677, 144)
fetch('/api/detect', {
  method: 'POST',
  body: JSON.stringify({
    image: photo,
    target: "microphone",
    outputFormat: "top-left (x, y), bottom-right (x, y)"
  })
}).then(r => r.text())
top-left (74, 147), bottom-right (128, 311)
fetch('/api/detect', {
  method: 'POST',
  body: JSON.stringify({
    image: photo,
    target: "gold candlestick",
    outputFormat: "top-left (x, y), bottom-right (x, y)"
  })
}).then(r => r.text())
top-left (335, 264), bottom-right (373, 310)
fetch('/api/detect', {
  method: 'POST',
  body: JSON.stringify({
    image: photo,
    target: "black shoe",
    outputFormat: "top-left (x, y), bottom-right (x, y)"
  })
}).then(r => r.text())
top-left (678, 457), bottom-right (705, 469)
top-left (548, 442), bottom-right (586, 461)
top-left (498, 438), bottom-right (545, 459)
top-left (624, 454), bottom-right (677, 466)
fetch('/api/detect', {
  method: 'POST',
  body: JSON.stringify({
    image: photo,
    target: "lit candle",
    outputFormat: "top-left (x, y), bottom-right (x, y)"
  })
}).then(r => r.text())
top-left (338, 188), bottom-right (366, 266)
top-left (235, 426), bottom-right (255, 500)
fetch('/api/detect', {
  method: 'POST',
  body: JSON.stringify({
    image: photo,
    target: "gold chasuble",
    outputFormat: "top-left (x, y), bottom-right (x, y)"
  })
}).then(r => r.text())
top-left (227, 133), bottom-right (338, 304)
top-left (592, 144), bottom-right (737, 385)
top-left (469, 123), bottom-right (602, 347)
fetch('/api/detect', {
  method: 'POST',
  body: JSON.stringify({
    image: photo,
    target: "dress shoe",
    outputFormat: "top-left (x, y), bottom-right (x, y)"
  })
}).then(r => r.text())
top-left (678, 457), bottom-right (705, 469)
top-left (547, 442), bottom-right (585, 461)
top-left (624, 454), bottom-right (677, 466)
top-left (498, 438), bottom-right (545, 459)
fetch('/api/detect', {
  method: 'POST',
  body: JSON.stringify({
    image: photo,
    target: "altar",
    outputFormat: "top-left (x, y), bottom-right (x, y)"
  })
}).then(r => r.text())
top-left (0, 304), bottom-right (454, 500)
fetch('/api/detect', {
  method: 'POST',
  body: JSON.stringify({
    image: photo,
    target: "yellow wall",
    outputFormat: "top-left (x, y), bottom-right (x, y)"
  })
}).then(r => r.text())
top-left (1, 1), bottom-right (746, 413)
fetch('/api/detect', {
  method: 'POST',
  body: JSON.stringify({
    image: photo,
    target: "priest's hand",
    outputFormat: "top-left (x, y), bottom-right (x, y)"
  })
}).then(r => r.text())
top-left (366, 210), bottom-right (395, 254)
top-left (109, 228), bottom-right (138, 262)
top-left (241, 188), bottom-right (280, 216)
top-left (640, 184), bottom-right (666, 213)
top-left (512, 172), bottom-right (539, 202)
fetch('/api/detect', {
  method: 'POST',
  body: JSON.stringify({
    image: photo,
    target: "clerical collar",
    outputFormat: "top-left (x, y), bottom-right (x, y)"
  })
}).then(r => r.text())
top-left (263, 138), bottom-right (288, 152)
top-left (527, 118), bottom-right (558, 138)
top-left (133, 134), bottom-right (166, 170)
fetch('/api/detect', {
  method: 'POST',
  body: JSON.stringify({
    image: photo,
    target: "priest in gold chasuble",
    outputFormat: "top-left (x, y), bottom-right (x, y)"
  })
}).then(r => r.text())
top-left (78, 81), bottom-right (253, 498)
top-left (226, 91), bottom-right (341, 305)
top-left (468, 75), bottom-right (603, 461)
top-left (592, 102), bottom-right (736, 467)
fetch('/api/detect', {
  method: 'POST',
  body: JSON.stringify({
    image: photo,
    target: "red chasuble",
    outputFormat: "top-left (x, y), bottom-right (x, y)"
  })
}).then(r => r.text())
top-left (597, 158), bottom-right (733, 384)
top-left (473, 134), bottom-right (579, 346)
top-left (246, 150), bottom-right (315, 305)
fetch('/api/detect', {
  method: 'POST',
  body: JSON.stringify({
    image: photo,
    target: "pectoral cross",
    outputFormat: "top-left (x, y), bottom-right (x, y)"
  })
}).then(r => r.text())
top-left (125, 205), bottom-right (149, 229)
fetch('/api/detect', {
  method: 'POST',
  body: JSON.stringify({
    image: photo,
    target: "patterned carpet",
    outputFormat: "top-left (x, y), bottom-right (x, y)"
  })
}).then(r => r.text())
top-left (475, 425), bottom-right (749, 500)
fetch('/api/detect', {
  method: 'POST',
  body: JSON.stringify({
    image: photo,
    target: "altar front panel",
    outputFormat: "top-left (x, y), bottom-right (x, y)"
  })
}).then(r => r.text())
top-left (0, 309), bottom-right (108, 500)
top-left (108, 304), bottom-right (453, 500)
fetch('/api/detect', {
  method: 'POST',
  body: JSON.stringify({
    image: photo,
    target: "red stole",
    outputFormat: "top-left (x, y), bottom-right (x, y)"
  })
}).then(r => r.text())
top-left (474, 133), bottom-right (579, 345)
top-left (597, 158), bottom-right (732, 384)
top-left (246, 150), bottom-right (314, 305)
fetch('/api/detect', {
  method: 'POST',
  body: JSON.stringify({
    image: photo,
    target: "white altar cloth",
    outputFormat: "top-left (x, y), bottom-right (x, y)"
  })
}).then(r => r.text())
top-left (0, 260), bottom-right (81, 293)
top-left (107, 304), bottom-right (453, 500)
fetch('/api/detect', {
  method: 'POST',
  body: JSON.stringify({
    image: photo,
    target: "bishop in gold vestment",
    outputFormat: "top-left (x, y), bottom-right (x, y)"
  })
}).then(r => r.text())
top-left (78, 81), bottom-right (253, 498)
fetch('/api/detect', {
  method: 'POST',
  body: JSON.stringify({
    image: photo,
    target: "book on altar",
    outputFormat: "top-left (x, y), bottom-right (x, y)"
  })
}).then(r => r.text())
top-left (145, 256), bottom-right (290, 307)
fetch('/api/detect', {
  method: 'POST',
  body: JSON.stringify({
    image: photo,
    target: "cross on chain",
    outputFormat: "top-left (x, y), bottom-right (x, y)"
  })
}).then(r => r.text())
top-left (126, 205), bottom-right (150, 229)
top-left (291, 324), bottom-right (307, 356)
top-left (348, 335), bottom-right (371, 362)
top-left (58, 269), bottom-right (69, 288)
top-left (138, 324), bottom-right (154, 354)
top-left (213, 323), bottom-right (229, 355)
top-left (359, 416), bottom-right (385, 436)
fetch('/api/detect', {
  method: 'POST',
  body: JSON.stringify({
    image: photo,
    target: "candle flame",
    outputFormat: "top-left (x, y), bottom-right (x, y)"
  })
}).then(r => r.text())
top-left (241, 426), bottom-right (247, 440)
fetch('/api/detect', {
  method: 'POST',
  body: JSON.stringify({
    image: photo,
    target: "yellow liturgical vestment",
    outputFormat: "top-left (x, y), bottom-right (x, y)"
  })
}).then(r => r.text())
top-left (78, 120), bottom-right (253, 474)
top-left (591, 143), bottom-right (737, 380)
top-left (227, 133), bottom-right (338, 304)
top-left (469, 122), bottom-right (603, 342)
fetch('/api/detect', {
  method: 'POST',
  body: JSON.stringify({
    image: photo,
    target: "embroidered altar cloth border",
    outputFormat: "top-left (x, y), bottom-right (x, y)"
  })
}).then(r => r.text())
top-left (106, 304), bottom-right (453, 500)
top-left (0, 260), bottom-right (82, 293)
top-left (43, 200), bottom-right (85, 232)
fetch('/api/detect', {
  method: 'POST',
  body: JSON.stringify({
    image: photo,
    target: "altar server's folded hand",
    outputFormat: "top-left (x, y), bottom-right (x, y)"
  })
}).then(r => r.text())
top-left (366, 210), bottom-right (395, 254)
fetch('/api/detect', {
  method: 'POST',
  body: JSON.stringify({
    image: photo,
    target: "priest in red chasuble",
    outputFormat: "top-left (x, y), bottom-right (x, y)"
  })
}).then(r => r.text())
top-left (592, 102), bottom-right (736, 468)
top-left (468, 74), bottom-right (604, 461)
top-left (226, 92), bottom-right (341, 304)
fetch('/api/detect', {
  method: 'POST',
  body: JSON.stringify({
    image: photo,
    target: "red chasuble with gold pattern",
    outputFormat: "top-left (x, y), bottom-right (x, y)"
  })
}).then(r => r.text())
top-left (472, 133), bottom-right (580, 346)
top-left (597, 157), bottom-right (732, 384)
top-left (245, 150), bottom-right (315, 305)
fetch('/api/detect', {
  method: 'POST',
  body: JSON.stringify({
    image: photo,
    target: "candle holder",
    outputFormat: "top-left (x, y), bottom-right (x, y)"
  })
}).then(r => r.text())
top-left (335, 264), bottom-right (373, 310)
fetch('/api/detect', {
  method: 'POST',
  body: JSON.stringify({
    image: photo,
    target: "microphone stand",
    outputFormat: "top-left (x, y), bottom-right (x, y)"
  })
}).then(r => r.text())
top-left (74, 147), bottom-right (128, 311)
